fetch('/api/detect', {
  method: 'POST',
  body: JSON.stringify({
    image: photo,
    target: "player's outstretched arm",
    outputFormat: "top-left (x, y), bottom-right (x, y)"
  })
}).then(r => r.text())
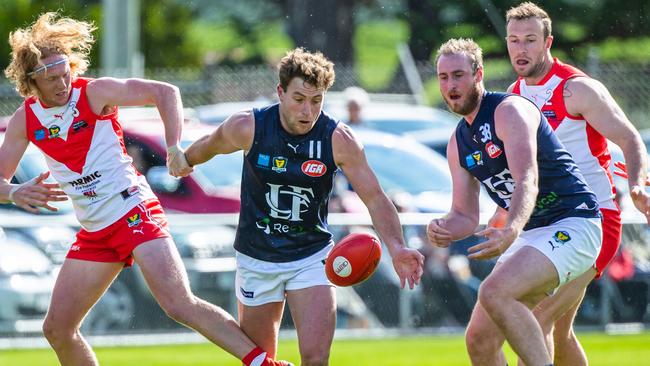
top-left (184, 110), bottom-right (254, 168)
top-left (333, 124), bottom-right (424, 289)
top-left (566, 77), bottom-right (650, 224)
top-left (86, 77), bottom-right (194, 177)
top-left (0, 108), bottom-right (67, 212)
top-left (427, 133), bottom-right (482, 249)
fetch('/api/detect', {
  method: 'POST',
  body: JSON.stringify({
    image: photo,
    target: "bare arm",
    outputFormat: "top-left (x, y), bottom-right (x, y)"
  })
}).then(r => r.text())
top-left (87, 77), bottom-right (184, 149)
top-left (333, 124), bottom-right (424, 288)
top-left (469, 97), bottom-right (540, 259)
top-left (565, 77), bottom-right (650, 221)
top-left (0, 107), bottom-right (67, 212)
top-left (86, 77), bottom-right (193, 176)
top-left (427, 133), bottom-right (481, 247)
top-left (184, 110), bottom-right (255, 167)
top-left (495, 97), bottom-right (539, 233)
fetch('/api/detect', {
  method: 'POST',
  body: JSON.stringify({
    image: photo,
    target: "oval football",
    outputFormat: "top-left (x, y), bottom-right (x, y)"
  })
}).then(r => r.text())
top-left (325, 232), bottom-right (382, 287)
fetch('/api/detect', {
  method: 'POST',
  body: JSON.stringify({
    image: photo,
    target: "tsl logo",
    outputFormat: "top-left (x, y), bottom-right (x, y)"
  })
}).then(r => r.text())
top-left (301, 160), bottom-right (327, 177)
top-left (126, 213), bottom-right (143, 227)
top-left (485, 142), bottom-right (502, 158)
top-left (272, 157), bottom-right (287, 173)
top-left (48, 125), bottom-right (61, 139)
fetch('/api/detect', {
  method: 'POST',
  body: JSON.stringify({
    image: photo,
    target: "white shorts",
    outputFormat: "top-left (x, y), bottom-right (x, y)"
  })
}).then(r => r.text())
top-left (235, 244), bottom-right (333, 306)
top-left (497, 216), bottom-right (602, 287)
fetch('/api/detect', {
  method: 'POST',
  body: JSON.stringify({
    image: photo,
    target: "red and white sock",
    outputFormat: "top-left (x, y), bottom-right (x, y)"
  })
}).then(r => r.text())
top-left (243, 347), bottom-right (267, 366)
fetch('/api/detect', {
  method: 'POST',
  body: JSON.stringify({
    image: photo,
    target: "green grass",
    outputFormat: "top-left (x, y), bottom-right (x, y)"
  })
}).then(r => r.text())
top-left (2, 331), bottom-right (650, 365)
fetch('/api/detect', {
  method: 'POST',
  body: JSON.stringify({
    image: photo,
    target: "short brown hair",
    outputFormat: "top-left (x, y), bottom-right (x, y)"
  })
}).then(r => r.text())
top-left (506, 2), bottom-right (552, 39)
top-left (277, 48), bottom-right (335, 92)
top-left (435, 38), bottom-right (483, 74)
top-left (4, 12), bottom-right (95, 98)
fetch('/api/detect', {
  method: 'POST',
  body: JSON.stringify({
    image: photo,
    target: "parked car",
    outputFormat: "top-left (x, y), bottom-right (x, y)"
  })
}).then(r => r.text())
top-left (323, 97), bottom-right (458, 156)
top-left (0, 228), bottom-right (56, 335)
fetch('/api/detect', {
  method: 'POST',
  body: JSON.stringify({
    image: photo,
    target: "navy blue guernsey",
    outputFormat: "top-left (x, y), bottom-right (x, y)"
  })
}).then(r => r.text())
top-left (455, 92), bottom-right (600, 231)
top-left (234, 104), bottom-right (339, 262)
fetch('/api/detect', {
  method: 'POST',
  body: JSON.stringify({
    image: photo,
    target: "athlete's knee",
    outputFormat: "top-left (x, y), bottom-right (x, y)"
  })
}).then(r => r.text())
top-left (157, 292), bottom-right (197, 322)
top-left (477, 280), bottom-right (506, 315)
top-left (465, 323), bottom-right (501, 359)
top-left (300, 347), bottom-right (330, 366)
top-left (43, 316), bottom-right (79, 346)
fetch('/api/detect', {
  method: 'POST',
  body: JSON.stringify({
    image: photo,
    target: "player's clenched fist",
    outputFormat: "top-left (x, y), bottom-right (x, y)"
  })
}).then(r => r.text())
top-left (427, 218), bottom-right (453, 248)
top-left (166, 145), bottom-right (194, 177)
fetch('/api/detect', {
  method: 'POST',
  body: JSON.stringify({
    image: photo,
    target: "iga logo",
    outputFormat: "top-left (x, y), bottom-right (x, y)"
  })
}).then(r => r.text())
top-left (485, 142), bottom-right (502, 158)
top-left (301, 160), bottom-right (327, 177)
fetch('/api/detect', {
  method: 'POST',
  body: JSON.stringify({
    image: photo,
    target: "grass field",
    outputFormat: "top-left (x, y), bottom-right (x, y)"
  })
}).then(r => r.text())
top-left (1, 331), bottom-right (650, 365)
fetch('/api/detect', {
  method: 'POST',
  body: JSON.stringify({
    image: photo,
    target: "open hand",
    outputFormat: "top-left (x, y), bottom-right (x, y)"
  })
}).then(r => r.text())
top-left (10, 171), bottom-right (68, 213)
top-left (467, 226), bottom-right (518, 260)
top-left (391, 247), bottom-right (425, 289)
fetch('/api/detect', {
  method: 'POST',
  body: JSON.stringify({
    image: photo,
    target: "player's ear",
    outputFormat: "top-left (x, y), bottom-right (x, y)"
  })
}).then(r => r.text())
top-left (276, 83), bottom-right (284, 99)
top-left (474, 66), bottom-right (484, 84)
top-left (545, 35), bottom-right (554, 51)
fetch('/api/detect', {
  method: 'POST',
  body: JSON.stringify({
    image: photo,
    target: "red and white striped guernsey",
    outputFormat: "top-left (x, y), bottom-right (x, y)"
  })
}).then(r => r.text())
top-left (512, 58), bottom-right (617, 210)
top-left (24, 77), bottom-right (156, 231)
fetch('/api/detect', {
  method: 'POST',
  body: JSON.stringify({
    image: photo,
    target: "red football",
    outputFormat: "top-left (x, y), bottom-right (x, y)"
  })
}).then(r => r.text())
top-left (325, 232), bottom-right (382, 287)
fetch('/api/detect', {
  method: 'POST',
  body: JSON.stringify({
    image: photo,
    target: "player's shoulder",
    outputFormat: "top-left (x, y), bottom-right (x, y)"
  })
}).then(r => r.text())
top-left (565, 75), bottom-right (607, 96)
top-left (332, 123), bottom-right (360, 147)
top-left (8, 104), bottom-right (26, 124)
top-left (332, 123), bottom-right (364, 164)
top-left (495, 95), bottom-right (539, 126)
top-left (226, 109), bottom-right (255, 127)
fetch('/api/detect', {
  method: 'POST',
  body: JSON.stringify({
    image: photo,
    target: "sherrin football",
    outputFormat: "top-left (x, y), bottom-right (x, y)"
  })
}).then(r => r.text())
top-left (325, 232), bottom-right (382, 287)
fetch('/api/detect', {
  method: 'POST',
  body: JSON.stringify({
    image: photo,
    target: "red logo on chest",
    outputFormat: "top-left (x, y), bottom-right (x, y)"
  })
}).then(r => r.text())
top-left (301, 160), bottom-right (327, 177)
top-left (485, 142), bottom-right (502, 158)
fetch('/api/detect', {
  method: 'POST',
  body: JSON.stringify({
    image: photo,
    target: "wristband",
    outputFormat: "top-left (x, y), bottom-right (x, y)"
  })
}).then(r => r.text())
top-left (167, 144), bottom-right (181, 156)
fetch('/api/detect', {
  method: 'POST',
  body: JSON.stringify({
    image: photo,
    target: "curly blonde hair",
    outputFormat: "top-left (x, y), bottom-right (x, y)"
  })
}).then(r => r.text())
top-left (277, 48), bottom-right (335, 92)
top-left (4, 12), bottom-right (96, 98)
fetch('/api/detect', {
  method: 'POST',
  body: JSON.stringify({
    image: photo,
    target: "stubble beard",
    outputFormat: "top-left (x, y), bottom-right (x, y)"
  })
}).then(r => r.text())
top-left (448, 84), bottom-right (481, 116)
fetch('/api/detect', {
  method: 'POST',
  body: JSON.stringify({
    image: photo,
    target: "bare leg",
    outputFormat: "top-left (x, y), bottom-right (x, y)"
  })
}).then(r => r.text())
top-left (479, 247), bottom-right (557, 365)
top-left (553, 292), bottom-right (589, 366)
top-left (133, 238), bottom-right (259, 359)
top-left (465, 301), bottom-right (508, 366)
top-left (287, 286), bottom-right (336, 366)
top-left (43, 259), bottom-right (123, 366)
top-left (237, 300), bottom-right (285, 358)
top-left (516, 268), bottom-right (595, 366)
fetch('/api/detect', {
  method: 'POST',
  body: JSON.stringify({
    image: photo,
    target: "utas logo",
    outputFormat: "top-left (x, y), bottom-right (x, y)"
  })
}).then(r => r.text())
top-left (301, 160), bottom-right (327, 177)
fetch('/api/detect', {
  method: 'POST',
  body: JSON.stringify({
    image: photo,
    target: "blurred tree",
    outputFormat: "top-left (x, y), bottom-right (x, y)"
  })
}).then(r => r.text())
top-left (184, 0), bottom-right (286, 65)
top-left (141, 0), bottom-right (199, 67)
top-left (275, 0), bottom-right (356, 62)
top-left (402, 0), bottom-right (650, 64)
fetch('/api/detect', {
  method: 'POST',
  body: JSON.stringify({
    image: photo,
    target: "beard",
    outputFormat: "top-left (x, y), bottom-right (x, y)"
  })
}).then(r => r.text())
top-left (446, 84), bottom-right (481, 116)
